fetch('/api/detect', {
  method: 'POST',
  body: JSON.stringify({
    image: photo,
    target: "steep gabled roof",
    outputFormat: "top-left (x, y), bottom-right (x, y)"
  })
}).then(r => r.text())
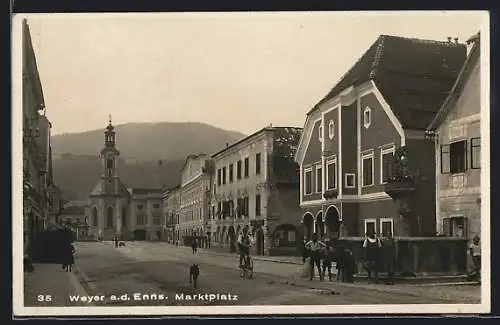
top-left (308, 35), bottom-right (467, 130)
top-left (427, 32), bottom-right (481, 131)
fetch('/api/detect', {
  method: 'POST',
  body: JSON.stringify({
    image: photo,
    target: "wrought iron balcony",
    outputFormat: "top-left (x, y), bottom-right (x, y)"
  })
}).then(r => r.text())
top-left (323, 189), bottom-right (338, 200)
top-left (384, 146), bottom-right (416, 200)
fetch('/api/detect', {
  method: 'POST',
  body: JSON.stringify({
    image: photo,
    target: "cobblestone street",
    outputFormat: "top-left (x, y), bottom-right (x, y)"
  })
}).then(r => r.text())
top-left (61, 242), bottom-right (481, 306)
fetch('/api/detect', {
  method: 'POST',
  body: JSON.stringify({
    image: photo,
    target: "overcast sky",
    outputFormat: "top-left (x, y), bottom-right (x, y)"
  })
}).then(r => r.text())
top-left (21, 11), bottom-right (486, 135)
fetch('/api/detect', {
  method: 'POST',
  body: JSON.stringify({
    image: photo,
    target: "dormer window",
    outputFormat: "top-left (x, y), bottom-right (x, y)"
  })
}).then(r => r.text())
top-left (363, 107), bottom-right (372, 129)
top-left (328, 120), bottom-right (335, 139)
top-left (318, 124), bottom-right (323, 141)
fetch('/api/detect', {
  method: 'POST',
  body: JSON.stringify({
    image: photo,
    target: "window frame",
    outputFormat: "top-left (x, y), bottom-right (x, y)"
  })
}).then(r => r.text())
top-left (450, 140), bottom-right (468, 174)
top-left (326, 157), bottom-right (337, 190)
top-left (471, 137), bottom-right (481, 169)
top-left (255, 152), bottom-right (262, 175)
top-left (244, 157), bottom-right (250, 178)
top-left (255, 194), bottom-right (261, 216)
top-left (380, 145), bottom-right (395, 184)
top-left (363, 107), bottom-right (372, 129)
top-left (379, 217), bottom-right (394, 237)
top-left (315, 164), bottom-right (323, 193)
top-left (328, 120), bottom-right (335, 139)
top-left (229, 163), bottom-right (234, 182)
top-left (361, 150), bottom-right (375, 187)
top-left (217, 168), bottom-right (222, 186)
top-left (344, 173), bottom-right (356, 188)
top-left (440, 144), bottom-right (451, 174)
top-left (304, 167), bottom-right (313, 196)
top-left (364, 218), bottom-right (377, 236)
top-left (318, 124), bottom-right (323, 141)
top-left (237, 160), bottom-right (242, 180)
top-left (222, 166), bottom-right (227, 185)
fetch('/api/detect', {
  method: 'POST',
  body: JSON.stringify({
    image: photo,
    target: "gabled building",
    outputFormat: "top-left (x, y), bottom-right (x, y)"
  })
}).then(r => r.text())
top-left (209, 126), bottom-right (303, 255)
top-left (426, 32), bottom-right (482, 240)
top-left (295, 35), bottom-right (467, 239)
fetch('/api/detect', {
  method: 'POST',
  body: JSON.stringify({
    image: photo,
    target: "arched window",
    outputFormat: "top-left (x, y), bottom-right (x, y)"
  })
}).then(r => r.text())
top-left (328, 120), bottom-right (335, 139)
top-left (92, 207), bottom-right (98, 226)
top-left (318, 124), bottom-right (323, 141)
top-left (363, 107), bottom-right (372, 129)
top-left (106, 206), bottom-right (114, 228)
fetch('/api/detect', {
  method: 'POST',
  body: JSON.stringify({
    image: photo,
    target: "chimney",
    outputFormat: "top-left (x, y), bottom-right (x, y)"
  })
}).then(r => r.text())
top-left (447, 37), bottom-right (452, 43)
top-left (226, 142), bottom-right (229, 148)
top-left (454, 37), bottom-right (459, 44)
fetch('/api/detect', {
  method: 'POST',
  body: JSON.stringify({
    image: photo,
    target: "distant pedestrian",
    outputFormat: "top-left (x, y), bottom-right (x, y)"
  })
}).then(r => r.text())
top-left (114, 235), bottom-right (119, 248)
top-left (63, 243), bottom-right (75, 272)
top-left (363, 231), bottom-right (382, 283)
top-left (300, 239), bottom-right (308, 264)
top-left (321, 243), bottom-right (334, 281)
top-left (341, 247), bottom-right (355, 283)
top-left (305, 233), bottom-right (326, 281)
top-left (382, 231), bottom-right (396, 284)
top-left (469, 235), bottom-right (481, 280)
top-left (191, 238), bottom-right (198, 254)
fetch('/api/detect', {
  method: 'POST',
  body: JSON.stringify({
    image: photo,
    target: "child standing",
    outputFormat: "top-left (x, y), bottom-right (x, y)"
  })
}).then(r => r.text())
top-left (469, 236), bottom-right (481, 281)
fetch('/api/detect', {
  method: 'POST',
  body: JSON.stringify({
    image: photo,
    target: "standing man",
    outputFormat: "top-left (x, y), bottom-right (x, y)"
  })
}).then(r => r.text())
top-left (382, 231), bottom-right (396, 284)
top-left (363, 231), bottom-right (382, 283)
top-left (305, 233), bottom-right (326, 281)
top-left (469, 235), bottom-right (481, 281)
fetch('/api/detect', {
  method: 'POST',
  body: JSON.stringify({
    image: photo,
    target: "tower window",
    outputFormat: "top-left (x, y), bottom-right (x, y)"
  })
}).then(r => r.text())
top-left (106, 159), bottom-right (114, 169)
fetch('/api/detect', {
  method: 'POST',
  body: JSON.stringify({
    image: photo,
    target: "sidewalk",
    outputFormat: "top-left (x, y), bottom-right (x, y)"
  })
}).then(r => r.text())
top-left (23, 263), bottom-right (90, 307)
top-left (286, 277), bottom-right (481, 304)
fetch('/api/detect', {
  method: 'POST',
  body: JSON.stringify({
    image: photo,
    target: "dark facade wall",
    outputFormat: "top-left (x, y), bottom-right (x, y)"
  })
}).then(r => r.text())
top-left (323, 108), bottom-right (339, 157)
top-left (360, 93), bottom-right (401, 195)
top-left (357, 199), bottom-right (399, 236)
top-left (341, 102), bottom-right (358, 195)
top-left (267, 185), bottom-right (302, 231)
top-left (340, 202), bottom-right (359, 236)
top-left (302, 120), bottom-right (322, 202)
top-left (406, 138), bottom-right (437, 236)
top-left (303, 120), bottom-right (322, 165)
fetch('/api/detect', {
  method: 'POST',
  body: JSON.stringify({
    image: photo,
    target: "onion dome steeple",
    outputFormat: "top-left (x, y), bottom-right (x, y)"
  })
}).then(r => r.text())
top-left (104, 114), bottom-right (116, 147)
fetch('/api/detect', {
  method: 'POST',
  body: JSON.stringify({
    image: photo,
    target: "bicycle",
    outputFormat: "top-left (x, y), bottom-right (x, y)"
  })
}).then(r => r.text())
top-left (240, 253), bottom-right (254, 279)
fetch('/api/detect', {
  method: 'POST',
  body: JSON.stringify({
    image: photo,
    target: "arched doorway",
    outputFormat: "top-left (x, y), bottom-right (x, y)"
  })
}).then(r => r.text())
top-left (133, 229), bottom-right (147, 240)
top-left (316, 211), bottom-right (324, 239)
top-left (92, 207), bottom-right (98, 227)
top-left (302, 212), bottom-right (314, 241)
top-left (106, 206), bottom-right (114, 229)
top-left (325, 205), bottom-right (341, 239)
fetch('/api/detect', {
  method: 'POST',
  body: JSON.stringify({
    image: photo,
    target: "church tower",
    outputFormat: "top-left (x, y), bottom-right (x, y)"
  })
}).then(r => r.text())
top-left (100, 115), bottom-right (120, 193)
top-left (87, 115), bottom-right (130, 240)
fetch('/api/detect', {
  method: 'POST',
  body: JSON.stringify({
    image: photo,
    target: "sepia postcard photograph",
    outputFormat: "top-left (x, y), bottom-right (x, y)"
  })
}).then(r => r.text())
top-left (12, 10), bottom-right (490, 317)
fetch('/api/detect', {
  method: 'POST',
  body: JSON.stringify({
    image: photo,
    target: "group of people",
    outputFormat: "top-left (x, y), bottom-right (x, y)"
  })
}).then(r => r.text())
top-left (302, 231), bottom-right (397, 284)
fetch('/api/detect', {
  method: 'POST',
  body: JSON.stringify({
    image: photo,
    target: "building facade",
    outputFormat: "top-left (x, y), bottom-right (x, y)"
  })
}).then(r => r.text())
top-left (162, 184), bottom-right (181, 244)
top-left (22, 19), bottom-right (61, 253)
top-left (177, 154), bottom-right (212, 245)
top-left (86, 118), bottom-right (165, 241)
top-left (210, 127), bottom-right (303, 256)
top-left (128, 188), bottom-right (164, 241)
top-left (426, 33), bottom-right (481, 240)
top-left (295, 35), bottom-right (467, 239)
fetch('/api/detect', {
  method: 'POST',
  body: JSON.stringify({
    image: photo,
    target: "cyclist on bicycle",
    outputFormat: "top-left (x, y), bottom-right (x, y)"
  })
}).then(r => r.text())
top-left (237, 226), bottom-right (252, 268)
